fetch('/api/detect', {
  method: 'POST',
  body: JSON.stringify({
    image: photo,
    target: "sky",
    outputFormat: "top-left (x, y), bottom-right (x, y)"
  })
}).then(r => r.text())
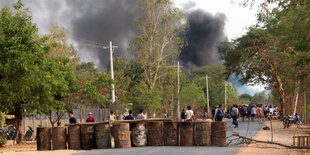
top-left (0, 0), bottom-right (265, 95)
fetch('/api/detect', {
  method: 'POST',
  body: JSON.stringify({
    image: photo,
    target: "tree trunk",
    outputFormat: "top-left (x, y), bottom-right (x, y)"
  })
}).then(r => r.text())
top-left (14, 108), bottom-right (23, 144)
top-left (268, 66), bottom-right (286, 116)
top-left (292, 86), bottom-right (300, 116)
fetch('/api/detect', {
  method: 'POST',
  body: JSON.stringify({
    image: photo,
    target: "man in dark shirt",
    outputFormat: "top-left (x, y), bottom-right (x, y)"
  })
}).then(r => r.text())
top-left (68, 111), bottom-right (77, 124)
top-left (124, 110), bottom-right (135, 120)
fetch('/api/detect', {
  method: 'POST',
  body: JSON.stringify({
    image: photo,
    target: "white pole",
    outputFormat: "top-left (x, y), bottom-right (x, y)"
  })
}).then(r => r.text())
top-left (109, 41), bottom-right (116, 104)
top-left (177, 61), bottom-right (180, 121)
top-left (206, 74), bottom-right (210, 113)
top-left (224, 81), bottom-right (227, 112)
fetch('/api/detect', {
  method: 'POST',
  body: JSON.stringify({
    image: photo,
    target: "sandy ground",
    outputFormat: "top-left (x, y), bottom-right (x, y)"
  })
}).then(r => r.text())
top-left (236, 120), bottom-right (310, 155)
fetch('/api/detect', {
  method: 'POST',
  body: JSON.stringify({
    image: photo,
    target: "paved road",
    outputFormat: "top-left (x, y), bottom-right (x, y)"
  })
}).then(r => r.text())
top-left (73, 119), bottom-right (262, 155)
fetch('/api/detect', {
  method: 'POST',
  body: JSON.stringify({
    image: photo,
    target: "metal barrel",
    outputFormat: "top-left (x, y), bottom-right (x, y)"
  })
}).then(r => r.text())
top-left (130, 121), bottom-right (147, 147)
top-left (146, 121), bottom-right (163, 146)
top-left (113, 123), bottom-right (131, 148)
top-left (195, 121), bottom-right (211, 146)
top-left (211, 122), bottom-right (226, 146)
top-left (68, 124), bottom-right (81, 150)
top-left (163, 121), bottom-right (179, 146)
top-left (37, 127), bottom-right (51, 150)
top-left (80, 124), bottom-right (95, 150)
top-left (180, 122), bottom-right (194, 146)
top-left (95, 123), bottom-right (111, 149)
top-left (52, 127), bottom-right (67, 150)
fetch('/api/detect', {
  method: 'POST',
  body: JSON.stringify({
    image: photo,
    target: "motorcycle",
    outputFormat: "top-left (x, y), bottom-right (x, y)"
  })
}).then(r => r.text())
top-left (25, 126), bottom-right (34, 141)
top-left (0, 125), bottom-right (17, 140)
top-left (283, 115), bottom-right (294, 129)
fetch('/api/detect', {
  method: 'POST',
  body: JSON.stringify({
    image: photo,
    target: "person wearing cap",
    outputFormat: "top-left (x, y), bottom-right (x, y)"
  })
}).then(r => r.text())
top-left (86, 112), bottom-right (96, 122)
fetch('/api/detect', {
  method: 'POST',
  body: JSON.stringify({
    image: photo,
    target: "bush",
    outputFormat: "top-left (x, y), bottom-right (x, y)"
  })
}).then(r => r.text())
top-left (0, 135), bottom-right (7, 147)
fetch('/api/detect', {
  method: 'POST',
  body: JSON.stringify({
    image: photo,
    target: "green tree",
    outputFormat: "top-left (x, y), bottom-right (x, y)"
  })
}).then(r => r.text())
top-left (130, 0), bottom-right (186, 90)
top-left (0, 1), bottom-right (50, 141)
top-left (180, 82), bottom-right (206, 110)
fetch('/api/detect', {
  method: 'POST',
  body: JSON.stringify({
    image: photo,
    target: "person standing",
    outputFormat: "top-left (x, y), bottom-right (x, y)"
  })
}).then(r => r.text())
top-left (214, 105), bottom-right (224, 121)
top-left (86, 112), bottom-right (96, 122)
top-left (137, 109), bottom-right (146, 120)
top-left (251, 106), bottom-right (257, 121)
top-left (68, 111), bottom-right (77, 124)
top-left (185, 106), bottom-right (194, 122)
top-left (257, 105), bottom-right (264, 124)
top-left (211, 106), bottom-right (216, 119)
top-left (238, 105), bottom-right (245, 121)
top-left (124, 110), bottom-right (135, 120)
top-left (181, 109), bottom-right (186, 121)
top-left (231, 105), bottom-right (239, 128)
top-left (109, 111), bottom-right (117, 121)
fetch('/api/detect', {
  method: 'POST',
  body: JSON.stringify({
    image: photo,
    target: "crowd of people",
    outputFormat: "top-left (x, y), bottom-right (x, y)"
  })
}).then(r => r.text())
top-left (67, 104), bottom-right (282, 126)
top-left (68, 109), bottom-right (147, 124)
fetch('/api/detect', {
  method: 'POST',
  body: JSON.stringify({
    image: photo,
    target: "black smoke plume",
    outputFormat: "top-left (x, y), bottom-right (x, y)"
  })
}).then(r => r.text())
top-left (0, 0), bottom-right (139, 70)
top-left (180, 10), bottom-right (226, 69)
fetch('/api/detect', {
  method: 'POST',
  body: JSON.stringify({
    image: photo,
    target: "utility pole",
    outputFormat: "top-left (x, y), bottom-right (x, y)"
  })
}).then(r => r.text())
top-left (305, 92), bottom-right (307, 123)
top-left (109, 41), bottom-right (116, 104)
top-left (177, 61), bottom-right (180, 121)
top-left (224, 81), bottom-right (227, 112)
top-left (206, 74), bottom-right (210, 113)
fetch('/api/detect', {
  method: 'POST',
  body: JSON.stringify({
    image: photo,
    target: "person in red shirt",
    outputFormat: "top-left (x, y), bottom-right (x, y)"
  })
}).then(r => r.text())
top-left (238, 105), bottom-right (246, 121)
top-left (86, 112), bottom-right (96, 122)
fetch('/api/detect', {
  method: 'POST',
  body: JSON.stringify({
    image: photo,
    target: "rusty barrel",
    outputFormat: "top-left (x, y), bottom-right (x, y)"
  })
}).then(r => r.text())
top-left (130, 121), bottom-right (147, 147)
top-left (95, 123), bottom-right (111, 149)
top-left (68, 124), bottom-right (81, 150)
top-left (146, 121), bottom-right (163, 146)
top-left (211, 122), bottom-right (226, 146)
top-left (113, 123), bottom-right (131, 148)
top-left (180, 122), bottom-right (194, 146)
top-left (52, 127), bottom-right (67, 150)
top-left (80, 124), bottom-right (95, 150)
top-left (164, 121), bottom-right (179, 146)
top-left (37, 127), bottom-right (51, 150)
top-left (195, 121), bottom-right (211, 146)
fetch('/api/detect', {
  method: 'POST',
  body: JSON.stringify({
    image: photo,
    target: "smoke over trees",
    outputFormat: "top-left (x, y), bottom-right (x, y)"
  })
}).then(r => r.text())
top-left (180, 10), bottom-right (226, 69)
top-left (0, 0), bottom-right (227, 70)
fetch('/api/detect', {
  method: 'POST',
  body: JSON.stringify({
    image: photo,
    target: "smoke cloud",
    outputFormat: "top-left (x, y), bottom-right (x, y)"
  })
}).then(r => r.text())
top-left (180, 9), bottom-right (226, 69)
top-left (1, 1), bottom-right (226, 70)
top-left (0, 0), bottom-right (139, 70)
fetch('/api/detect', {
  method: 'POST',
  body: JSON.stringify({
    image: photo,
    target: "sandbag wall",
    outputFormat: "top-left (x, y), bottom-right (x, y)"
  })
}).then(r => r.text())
top-left (37, 120), bottom-right (226, 150)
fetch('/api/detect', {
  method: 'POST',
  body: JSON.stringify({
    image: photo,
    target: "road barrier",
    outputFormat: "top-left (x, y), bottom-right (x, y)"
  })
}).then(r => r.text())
top-left (211, 122), bottom-right (226, 146)
top-left (52, 127), bottom-right (67, 150)
top-left (164, 121), bottom-right (179, 146)
top-left (37, 127), bottom-right (51, 150)
top-left (112, 123), bottom-right (131, 148)
top-left (68, 124), bottom-right (81, 149)
top-left (195, 121), bottom-right (212, 146)
top-left (37, 119), bottom-right (227, 150)
top-left (80, 124), bottom-right (95, 150)
top-left (130, 121), bottom-right (146, 147)
top-left (95, 123), bottom-right (111, 149)
top-left (146, 121), bottom-right (163, 146)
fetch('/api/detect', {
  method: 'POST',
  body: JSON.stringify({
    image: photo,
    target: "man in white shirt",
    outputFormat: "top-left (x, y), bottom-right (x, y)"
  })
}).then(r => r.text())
top-left (185, 106), bottom-right (194, 122)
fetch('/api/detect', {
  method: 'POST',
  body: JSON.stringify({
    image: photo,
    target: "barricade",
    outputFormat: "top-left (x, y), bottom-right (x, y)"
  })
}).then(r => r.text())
top-left (52, 127), bottom-right (67, 150)
top-left (113, 123), bottom-right (131, 148)
top-left (80, 124), bottom-right (95, 150)
top-left (68, 124), bottom-right (81, 150)
top-left (211, 121), bottom-right (226, 146)
top-left (37, 127), bottom-right (51, 150)
top-left (146, 121), bottom-right (163, 146)
top-left (95, 122), bottom-right (111, 149)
